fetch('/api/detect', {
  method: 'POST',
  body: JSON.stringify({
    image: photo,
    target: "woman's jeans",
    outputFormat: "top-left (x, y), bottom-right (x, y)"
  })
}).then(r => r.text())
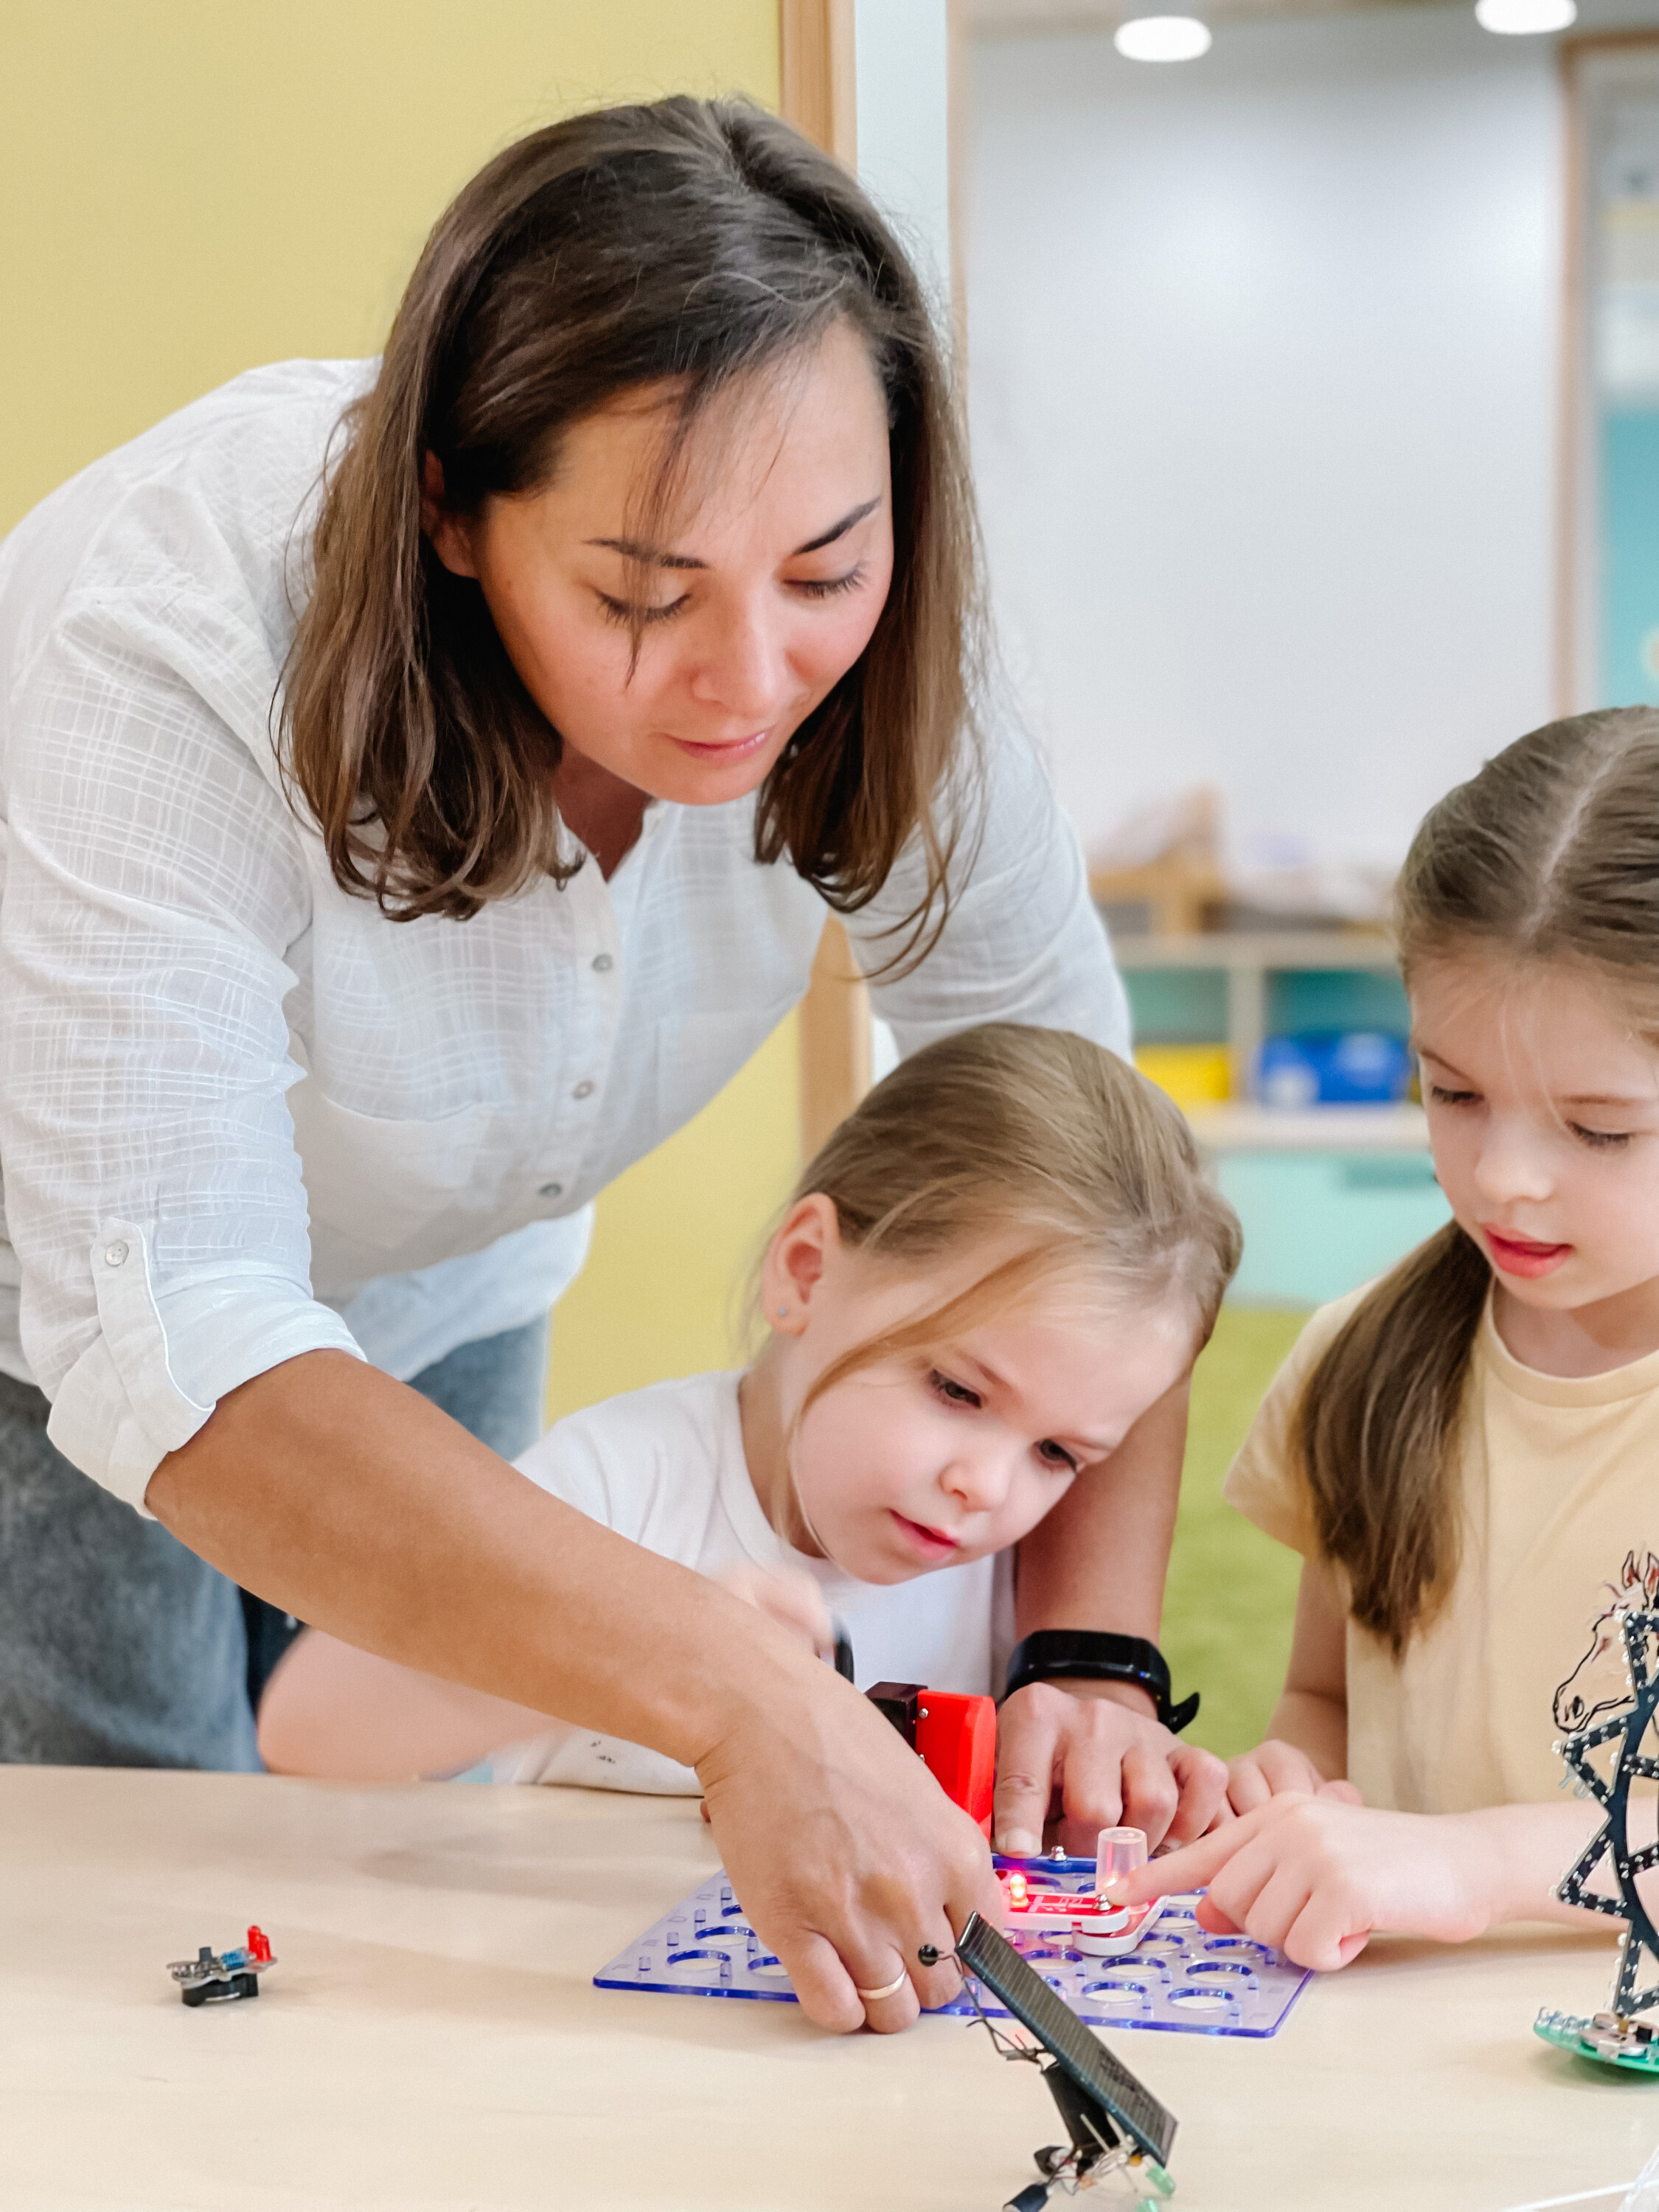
top-left (0, 1317), bottom-right (549, 1770)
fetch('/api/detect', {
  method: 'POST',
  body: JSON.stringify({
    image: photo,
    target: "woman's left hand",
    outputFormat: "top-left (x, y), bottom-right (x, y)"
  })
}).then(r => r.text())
top-left (992, 1679), bottom-right (1230, 1855)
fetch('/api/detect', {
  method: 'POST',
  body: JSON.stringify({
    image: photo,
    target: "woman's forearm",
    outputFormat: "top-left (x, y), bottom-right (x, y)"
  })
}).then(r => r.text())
top-left (1011, 1377), bottom-right (1188, 1719)
top-left (147, 1349), bottom-right (799, 1767)
top-left (150, 1349), bottom-right (1008, 2038)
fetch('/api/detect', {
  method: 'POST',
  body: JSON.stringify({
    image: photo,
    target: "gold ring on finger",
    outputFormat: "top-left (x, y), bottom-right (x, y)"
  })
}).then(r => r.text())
top-left (854, 1971), bottom-right (908, 2003)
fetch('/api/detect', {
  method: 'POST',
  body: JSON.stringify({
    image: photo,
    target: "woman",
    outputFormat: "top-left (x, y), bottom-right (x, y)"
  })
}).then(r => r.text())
top-left (0, 97), bottom-right (1217, 2031)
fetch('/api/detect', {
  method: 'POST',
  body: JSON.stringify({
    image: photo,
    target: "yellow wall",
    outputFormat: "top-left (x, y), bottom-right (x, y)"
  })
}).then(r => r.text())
top-left (1, 0), bottom-right (779, 530)
top-left (2, 0), bottom-right (800, 1419)
top-left (546, 1016), bottom-right (801, 1419)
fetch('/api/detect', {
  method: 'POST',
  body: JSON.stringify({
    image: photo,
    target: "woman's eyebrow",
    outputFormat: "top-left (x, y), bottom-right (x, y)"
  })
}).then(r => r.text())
top-left (790, 496), bottom-right (881, 555)
top-left (584, 496), bottom-right (881, 571)
top-left (585, 535), bottom-right (707, 571)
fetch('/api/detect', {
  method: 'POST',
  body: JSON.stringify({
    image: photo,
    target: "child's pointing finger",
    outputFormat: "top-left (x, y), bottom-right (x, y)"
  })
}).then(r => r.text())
top-left (1116, 1794), bottom-right (1318, 1907)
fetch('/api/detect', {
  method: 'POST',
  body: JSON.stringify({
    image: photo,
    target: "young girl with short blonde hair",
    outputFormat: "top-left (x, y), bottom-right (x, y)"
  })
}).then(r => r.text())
top-left (261, 1022), bottom-right (1240, 1850)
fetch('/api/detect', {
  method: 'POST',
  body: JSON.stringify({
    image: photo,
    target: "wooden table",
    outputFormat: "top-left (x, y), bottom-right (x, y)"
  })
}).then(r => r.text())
top-left (0, 1766), bottom-right (1652, 2211)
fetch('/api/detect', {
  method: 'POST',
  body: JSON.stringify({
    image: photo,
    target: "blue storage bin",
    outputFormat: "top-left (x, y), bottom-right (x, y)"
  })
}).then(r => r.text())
top-left (1256, 1032), bottom-right (1412, 1107)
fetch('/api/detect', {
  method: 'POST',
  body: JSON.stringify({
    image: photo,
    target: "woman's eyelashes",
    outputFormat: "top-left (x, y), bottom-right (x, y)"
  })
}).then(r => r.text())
top-left (594, 564), bottom-right (866, 627)
top-left (1426, 1082), bottom-right (1478, 1109)
top-left (594, 591), bottom-right (686, 629)
top-left (790, 563), bottom-right (866, 601)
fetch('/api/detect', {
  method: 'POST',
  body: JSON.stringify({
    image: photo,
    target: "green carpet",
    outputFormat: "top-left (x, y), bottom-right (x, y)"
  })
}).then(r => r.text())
top-left (1161, 1306), bottom-right (1311, 1760)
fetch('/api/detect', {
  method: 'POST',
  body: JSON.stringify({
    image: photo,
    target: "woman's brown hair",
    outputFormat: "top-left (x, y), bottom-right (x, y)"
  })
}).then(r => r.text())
top-left (1297, 706), bottom-right (1659, 1653)
top-left (282, 96), bottom-right (981, 945)
top-left (769, 1023), bottom-right (1242, 1427)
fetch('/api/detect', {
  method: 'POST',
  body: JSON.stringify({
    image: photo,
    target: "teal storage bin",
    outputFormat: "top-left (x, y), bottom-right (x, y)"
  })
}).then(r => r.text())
top-left (1217, 1150), bottom-right (1450, 1307)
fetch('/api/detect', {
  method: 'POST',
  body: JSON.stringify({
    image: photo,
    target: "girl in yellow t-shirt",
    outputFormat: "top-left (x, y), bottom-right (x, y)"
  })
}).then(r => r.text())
top-left (1127, 705), bottom-right (1659, 1970)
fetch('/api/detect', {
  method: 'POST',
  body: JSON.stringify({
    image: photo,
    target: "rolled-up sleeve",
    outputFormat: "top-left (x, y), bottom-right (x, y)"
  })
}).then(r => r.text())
top-left (1, 596), bottom-right (362, 1512)
top-left (844, 721), bottom-right (1131, 1059)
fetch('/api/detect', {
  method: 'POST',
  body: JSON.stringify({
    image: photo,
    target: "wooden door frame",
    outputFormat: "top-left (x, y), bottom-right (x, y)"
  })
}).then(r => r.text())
top-left (779, 0), bottom-right (872, 1159)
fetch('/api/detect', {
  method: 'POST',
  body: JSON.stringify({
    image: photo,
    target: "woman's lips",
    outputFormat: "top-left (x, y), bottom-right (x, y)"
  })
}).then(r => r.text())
top-left (1482, 1225), bottom-right (1573, 1279)
top-left (665, 729), bottom-right (772, 762)
top-left (890, 1512), bottom-right (961, 1563)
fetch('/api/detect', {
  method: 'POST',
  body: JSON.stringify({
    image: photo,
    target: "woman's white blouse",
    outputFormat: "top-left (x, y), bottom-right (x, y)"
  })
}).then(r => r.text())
top-left (0, 361), bottom-right (1130, 1512)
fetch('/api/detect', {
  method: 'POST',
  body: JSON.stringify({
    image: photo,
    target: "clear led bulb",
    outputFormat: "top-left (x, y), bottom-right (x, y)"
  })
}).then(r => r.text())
top-left (1096, 1826), bottom-right (1148, 1895)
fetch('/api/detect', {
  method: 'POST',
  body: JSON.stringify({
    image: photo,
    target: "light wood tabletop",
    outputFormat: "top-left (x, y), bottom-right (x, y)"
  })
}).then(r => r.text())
top-left (0, 1764), bottom-right (1652, 2211)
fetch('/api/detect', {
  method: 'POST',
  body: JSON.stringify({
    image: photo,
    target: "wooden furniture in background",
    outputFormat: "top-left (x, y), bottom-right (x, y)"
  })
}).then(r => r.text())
top-left (1088, 783), bottom-right (1227, 939)
top-left (1115, 927), bottom-right (1399, 1111)
top-left (799, 915), bottom-right (874, 1158)
top-left (781, 0), bottom-right (858, 165)
top-left (781, 0), bottom-right (872, 1158)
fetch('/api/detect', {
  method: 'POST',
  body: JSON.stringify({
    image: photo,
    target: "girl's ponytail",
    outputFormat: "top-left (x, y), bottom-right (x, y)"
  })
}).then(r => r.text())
top-left (1296, 1223), bottom-right (1490, 1655)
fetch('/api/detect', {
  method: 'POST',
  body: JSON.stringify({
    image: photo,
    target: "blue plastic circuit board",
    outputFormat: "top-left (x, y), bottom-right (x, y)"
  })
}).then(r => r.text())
top-left (594, 1854), bottom-right (1313, 2038)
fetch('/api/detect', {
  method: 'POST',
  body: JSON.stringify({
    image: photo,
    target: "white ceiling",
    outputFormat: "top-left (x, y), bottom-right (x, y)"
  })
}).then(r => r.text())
top-left (967, 0), bottom-right (1452, 29)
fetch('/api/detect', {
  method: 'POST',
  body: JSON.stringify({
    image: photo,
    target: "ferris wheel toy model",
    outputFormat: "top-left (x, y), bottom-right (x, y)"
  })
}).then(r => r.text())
top-left (1535, 1604), bottom-right (1659, 2074)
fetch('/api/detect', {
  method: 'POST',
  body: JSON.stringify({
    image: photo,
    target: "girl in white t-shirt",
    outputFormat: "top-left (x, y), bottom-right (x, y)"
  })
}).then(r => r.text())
top-left (260, 1022), bottom-right (1241, 1846)
top-left (1129, 707), bottom-right (1659, 1969)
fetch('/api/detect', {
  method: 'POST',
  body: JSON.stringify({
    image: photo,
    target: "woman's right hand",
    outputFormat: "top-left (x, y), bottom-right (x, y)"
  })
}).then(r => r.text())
top-left (695, 1641), bottom-right (1003, 2034)
top-left (149, 1354), bottom-right (1001, 2035)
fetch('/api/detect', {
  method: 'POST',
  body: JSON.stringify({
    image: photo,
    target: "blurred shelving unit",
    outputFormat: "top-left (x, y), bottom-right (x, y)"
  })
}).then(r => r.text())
top-left (1107, 925), bottom-right (1447, 1304)
top-left (1111, 928), bottom-right (1405, 1106)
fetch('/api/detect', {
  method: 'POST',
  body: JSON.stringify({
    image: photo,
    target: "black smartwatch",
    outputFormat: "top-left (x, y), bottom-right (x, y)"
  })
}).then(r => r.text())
top-left (1001, 1630), bottom-right (1200, 1734)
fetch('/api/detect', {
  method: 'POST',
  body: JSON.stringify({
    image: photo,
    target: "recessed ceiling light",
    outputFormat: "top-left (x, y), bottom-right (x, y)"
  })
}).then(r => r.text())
top-left (1474, 0), bottom-right (1575, 32)
top-left (1114, 15), bottom-right (1213, 62)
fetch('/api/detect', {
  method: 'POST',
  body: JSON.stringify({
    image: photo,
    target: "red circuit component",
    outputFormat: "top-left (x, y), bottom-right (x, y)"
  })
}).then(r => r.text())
top-left (914, 1690), bottom-right (997, 1831)
top-left (246, 1926), bottom-right (272, 1964)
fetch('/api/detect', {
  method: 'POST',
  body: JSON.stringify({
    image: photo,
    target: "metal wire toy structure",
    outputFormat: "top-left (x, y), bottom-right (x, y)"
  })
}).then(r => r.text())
top-left (1536, 1605), bottom-right (1659, 2072)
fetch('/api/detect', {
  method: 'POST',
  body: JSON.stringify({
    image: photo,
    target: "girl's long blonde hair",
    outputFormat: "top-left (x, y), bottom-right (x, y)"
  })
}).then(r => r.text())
top-left (1296, 707), bottom-right (1659, 1654)
top-left (779, 1023), bottom-right (1241, 1424)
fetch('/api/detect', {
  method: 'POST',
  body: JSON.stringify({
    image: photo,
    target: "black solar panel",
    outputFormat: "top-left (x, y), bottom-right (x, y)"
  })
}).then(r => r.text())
top-left (956, 1913), bottom-right (1178, 2167)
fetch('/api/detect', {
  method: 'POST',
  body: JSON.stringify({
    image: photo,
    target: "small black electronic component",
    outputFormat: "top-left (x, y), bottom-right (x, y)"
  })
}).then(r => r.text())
top-left (953, 1911), bottom-right (1176, 2208)
top-left (867, 1679), bottom-right (924, 1747)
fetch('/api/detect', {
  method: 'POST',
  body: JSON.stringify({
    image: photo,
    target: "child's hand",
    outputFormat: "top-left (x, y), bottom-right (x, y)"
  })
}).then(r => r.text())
top-left (714, 1562), bottom-right (835, 1660)
top-left (1224, 1739), bottom-right (1364, 1816)
top-left (994, 1681), bottom-right (1230, 1856)
top-left (1119, 1792), bottom-right (1496, 1969)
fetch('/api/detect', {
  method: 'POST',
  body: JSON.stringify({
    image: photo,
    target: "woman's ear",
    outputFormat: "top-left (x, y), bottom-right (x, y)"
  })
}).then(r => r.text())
top-left (761, 1194), bottom-right (843, 1335)
top-left (421, 453), bottom-right (479, 578)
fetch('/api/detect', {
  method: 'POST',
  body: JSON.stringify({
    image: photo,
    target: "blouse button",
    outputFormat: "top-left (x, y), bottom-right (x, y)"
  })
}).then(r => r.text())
top-left (539, 1181), bottom-right (563, 1200)
top-left (104, 1241), bottom-right (129, 1268)
top-left (573, 1080), bottom-right (595, 1100)
top-left (592, 953), bottom-right (614, 973)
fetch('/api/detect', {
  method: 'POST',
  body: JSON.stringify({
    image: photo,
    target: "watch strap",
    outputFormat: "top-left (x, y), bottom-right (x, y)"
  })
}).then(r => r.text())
top-left (1001, 1630), bottom-right (1200, 1734)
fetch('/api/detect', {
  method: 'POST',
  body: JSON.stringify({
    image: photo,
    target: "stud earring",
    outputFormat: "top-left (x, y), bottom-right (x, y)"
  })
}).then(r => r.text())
top-left (777, 1306), bottom-right (788, 1318)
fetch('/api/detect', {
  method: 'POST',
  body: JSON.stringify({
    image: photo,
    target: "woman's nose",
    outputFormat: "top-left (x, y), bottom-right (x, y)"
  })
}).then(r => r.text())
top-left (687, 594), bottom-right (792, 723)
